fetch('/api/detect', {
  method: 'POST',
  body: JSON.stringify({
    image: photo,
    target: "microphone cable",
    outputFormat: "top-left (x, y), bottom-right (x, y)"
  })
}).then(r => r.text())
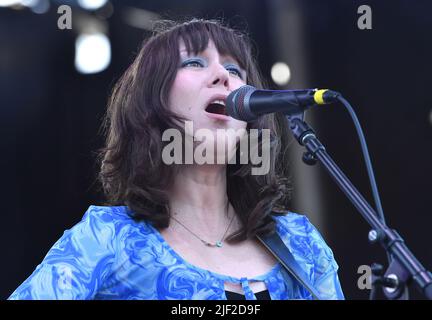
top-left (335, 95), bottom-right (386, 225)
top-left (334, 94), bottom-right (392, 263)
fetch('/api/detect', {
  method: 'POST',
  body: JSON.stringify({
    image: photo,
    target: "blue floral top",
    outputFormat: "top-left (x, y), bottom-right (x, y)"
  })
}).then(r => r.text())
top-left (8, 205), bottom-right (344, 300)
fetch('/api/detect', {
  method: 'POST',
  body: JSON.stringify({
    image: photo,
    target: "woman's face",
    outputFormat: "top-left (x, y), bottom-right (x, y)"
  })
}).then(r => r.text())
top-left (168, 39), bottom-right (248, 162)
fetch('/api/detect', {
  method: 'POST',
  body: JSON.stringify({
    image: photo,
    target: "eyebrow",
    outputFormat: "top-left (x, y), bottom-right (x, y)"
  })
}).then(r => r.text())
top-left (180, 50), bottom-right (241, 65)
top-left (178, 48), bottom-right (246, 78)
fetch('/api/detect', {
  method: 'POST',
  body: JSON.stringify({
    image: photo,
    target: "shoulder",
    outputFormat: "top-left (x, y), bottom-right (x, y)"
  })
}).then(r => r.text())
top-left (272, 211), bottom-right (312, 235)
top-left (272, 212), bottom-right (344, 299)
top-left (77, 205), bottom-right (137, 229)
top-left (272, 212), bottom-right (338, 272)
top-left (8, 205), bottom-right (137, 300)
top-left (74, 205), bottom-right (157, 246)
top-left (82, 205), bottom-right (133, 221)
top-left (59, 205), bottom-right (138, 248)
top-left (272, 211), bottom-right (319, 244)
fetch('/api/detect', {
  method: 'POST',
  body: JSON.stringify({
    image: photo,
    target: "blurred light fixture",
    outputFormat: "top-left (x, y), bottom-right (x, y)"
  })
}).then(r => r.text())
top-left (22, 0), bottom-right (49, 14)
top-left (75, 33), bottom-right (111, 74)
top-left (0, 0), bottom-right (22, 6)
top-left (78, 0), bottom-right (108, 11)
top-left (0, 0), bottom-right (49, 13)
top-left (21, 0), bottom-right (36, 6)
top-left (271, 62), bottom-right (291, 86)
top-left (429, 109), bottom-right (432, 126)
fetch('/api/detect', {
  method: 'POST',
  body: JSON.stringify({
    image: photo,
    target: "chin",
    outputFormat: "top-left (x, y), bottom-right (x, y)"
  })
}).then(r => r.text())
top-left (192, 136), bottom-right (239, 165)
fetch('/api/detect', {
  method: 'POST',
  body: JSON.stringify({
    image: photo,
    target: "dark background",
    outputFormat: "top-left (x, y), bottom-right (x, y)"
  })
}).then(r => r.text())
top-left (1, 0), bottom-right (431, 300)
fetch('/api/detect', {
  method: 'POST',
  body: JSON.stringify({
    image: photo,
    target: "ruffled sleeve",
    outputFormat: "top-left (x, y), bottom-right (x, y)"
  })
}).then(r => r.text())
top-left (8, 206), bottom-right (117, 300)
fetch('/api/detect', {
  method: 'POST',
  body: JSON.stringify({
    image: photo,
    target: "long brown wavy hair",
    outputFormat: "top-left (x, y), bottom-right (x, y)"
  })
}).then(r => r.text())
top-left (97, 18), bottom-right (292, 243)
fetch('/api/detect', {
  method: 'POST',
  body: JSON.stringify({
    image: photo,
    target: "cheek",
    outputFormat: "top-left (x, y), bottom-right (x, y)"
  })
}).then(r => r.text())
top-left (168, 73), bottom-right (197, 115)
top-left (230, 118), bottom-right (247, 131)
top-left (230, 77), bottom-right (247, 91)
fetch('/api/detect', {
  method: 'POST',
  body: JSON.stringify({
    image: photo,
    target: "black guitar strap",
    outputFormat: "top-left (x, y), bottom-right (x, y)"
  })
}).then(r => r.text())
top-left (257, 231), bottom-right (322, 300)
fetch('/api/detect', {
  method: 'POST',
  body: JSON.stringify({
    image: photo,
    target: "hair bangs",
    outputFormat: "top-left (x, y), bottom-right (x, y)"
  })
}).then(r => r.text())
top-left (175, 20), bottom-right (250, 71)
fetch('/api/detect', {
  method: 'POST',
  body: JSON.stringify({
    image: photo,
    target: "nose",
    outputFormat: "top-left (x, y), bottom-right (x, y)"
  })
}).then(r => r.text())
top-left (209, 64), bottom-right (230, 89)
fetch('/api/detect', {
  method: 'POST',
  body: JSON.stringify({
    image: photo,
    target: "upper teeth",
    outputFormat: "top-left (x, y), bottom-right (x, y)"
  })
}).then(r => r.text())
top-left (211, 99), bottom-right (226, 106)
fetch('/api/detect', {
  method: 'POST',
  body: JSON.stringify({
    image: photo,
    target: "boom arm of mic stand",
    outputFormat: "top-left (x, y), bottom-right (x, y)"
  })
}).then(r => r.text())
top-left (286, 112), bottom-right (432, 300)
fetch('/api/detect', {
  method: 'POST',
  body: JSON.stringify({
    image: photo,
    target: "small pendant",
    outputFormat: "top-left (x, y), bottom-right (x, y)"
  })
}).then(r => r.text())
top-left (216, 241), bottom-right (223, 248)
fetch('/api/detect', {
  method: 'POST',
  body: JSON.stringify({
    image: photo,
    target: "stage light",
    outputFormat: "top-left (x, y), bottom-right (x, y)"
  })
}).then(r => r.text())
top-left (22, 0), bottom-right (49, 14)
top-left (77, 0), bottom-right (108, 11)
top-left (0, 0), bottom-right (49, 13)
top-left (271, 62), bottom-right (291, 86)
top-left (0, 0), bottom-right (21, 6)
top-left (21, 0), bottom-right (36, 6)
top-left (75, 33), bottom-right (111, 74)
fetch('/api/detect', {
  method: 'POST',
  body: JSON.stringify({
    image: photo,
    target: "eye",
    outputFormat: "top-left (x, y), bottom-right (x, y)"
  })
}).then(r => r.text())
top-left (225, 65), bottom-right (243, 79)
top-left (181, 59), bottom-right (205, 68)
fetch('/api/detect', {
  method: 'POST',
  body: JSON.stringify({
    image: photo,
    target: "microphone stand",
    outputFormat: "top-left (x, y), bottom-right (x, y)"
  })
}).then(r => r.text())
top-left (286, 111), bottom-right (432, 300)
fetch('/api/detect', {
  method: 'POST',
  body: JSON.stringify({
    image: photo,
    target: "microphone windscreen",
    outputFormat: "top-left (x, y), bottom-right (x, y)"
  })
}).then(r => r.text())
top-left (226, 85), bottom-right (257, 121)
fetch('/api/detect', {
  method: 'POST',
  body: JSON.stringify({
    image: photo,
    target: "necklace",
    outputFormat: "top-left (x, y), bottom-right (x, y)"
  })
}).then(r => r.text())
top-left (171, 203), bottom-right (235, 248)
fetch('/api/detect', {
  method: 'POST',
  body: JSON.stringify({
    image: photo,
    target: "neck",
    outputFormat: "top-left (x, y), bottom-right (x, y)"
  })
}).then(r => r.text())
top-left (168, 164), bottom-right (237, 238)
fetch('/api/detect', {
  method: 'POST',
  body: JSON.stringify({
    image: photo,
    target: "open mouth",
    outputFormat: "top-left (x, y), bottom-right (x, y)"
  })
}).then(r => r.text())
top-left (205, 103), bottom-right (227, 115)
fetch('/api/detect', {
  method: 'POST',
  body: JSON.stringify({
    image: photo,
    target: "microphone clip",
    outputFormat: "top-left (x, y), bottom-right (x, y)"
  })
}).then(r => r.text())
top-left (302, 151), bottom-right (318, 166)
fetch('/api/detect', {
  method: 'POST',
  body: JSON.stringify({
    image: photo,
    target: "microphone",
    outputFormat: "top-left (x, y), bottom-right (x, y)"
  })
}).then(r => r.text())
top-left (226, 85), bottom-right (341, 121)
